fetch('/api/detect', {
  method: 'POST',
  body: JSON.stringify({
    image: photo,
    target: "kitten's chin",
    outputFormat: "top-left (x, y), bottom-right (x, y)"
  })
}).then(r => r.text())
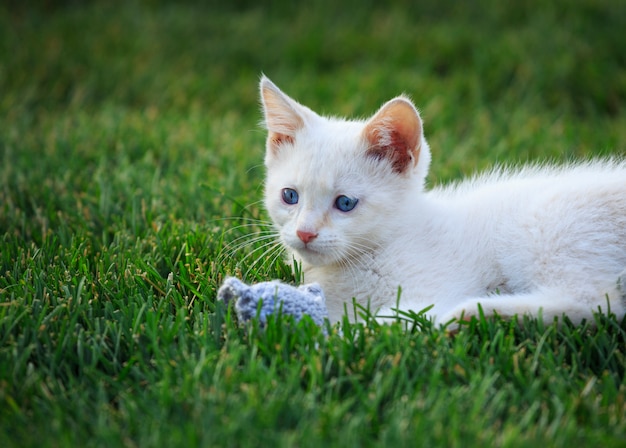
top-left (292, 247), bottom-right (336, 267)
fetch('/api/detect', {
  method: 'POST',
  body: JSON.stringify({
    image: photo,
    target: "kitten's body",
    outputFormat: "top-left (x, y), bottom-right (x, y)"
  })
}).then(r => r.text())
top-left (260, 76), bottom-right (626, 326)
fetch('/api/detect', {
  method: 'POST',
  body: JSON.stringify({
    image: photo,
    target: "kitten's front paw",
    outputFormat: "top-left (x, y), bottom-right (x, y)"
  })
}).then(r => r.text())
top-left (441, 308), bottom-right (473, 323)
top-left (436, 314), bottom-right (464, 335)
top-left (438, 303), bottom-right (481, 330)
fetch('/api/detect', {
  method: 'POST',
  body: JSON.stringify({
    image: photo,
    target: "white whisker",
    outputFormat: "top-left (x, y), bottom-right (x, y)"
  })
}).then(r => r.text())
top-left (213, 212), bottom-right (285, 279)
top-left (239, 242), bottom-right (284, 279)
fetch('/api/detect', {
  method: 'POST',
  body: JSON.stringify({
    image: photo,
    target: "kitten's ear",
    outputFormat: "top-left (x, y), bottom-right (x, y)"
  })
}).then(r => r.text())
top-left (260, 76), bottom-right (307, 154)
top-left (363, 97), bottom-right (424, 174)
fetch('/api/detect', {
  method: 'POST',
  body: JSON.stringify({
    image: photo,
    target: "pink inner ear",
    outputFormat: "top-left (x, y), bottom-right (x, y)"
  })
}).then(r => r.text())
top-left (367, 131), bottom-right (417, 174)
top-left (269, 132), bottom-right (295, 149)
top-left (261, 81), bottom-right (305, 154)
top-left (364, 99), bottom-right (422, 174)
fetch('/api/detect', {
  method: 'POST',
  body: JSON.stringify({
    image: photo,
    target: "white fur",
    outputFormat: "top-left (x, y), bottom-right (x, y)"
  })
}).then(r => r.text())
top-left (260, 76), bottom-right (626, 326)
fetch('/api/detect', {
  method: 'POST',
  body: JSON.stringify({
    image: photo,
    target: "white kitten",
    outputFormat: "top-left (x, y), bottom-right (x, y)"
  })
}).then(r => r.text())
top-left (259, 75), bottom-right (626, 327)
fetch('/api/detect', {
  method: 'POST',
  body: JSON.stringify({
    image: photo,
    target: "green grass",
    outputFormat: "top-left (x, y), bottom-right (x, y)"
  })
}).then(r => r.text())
top-left (1, 0), bottom-right (626, 446)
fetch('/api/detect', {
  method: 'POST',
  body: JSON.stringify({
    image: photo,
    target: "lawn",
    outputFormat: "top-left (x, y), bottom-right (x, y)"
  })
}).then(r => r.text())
top-left (1, 0), bottom-right (626, 446)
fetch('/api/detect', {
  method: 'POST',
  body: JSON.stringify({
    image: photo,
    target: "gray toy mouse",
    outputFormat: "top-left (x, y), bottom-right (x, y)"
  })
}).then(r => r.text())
top-left (217, 277), bottom-right (328, 327)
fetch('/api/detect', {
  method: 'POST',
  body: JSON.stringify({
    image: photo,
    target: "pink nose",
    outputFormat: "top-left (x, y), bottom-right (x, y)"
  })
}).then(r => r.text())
top-left (297, 230), bottom-right (318, 244)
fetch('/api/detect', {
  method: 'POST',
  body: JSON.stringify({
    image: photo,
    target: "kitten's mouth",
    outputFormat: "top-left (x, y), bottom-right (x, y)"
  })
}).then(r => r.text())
top-left (295, 245), bottom-right (329, 265)
top-left (284, 234), bottom-right (339, 265)
top-left (299, 247), bottom-right (351, 268)
top-left (299, 245), bottom-right (320, 255)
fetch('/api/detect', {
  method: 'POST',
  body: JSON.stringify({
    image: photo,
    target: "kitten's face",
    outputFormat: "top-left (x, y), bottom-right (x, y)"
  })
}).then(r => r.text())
top-left (265, 125), bottom-right (401, 266)
top-left (260, 77), bottom-right (430, 267)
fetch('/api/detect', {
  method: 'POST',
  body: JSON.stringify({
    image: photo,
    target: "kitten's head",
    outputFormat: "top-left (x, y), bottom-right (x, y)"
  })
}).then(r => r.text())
top-left (260, 76), bottom-right (431, 267)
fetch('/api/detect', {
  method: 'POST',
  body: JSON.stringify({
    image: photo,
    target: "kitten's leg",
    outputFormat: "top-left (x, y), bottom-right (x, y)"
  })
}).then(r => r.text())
top-left (438, 282), bottom-right (626, 328)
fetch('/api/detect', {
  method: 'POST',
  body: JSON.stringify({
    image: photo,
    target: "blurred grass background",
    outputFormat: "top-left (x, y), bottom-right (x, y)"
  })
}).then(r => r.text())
top-left (2, 0), bottom-right (625, 247)
top-left (1, 0), bottom-right (625, 446)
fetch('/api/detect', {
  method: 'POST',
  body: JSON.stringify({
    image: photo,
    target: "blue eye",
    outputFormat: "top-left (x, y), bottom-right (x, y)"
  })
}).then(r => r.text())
top-left (335, 195), bottom-right (358, 212)
top-left (282, 188), bottom-right (299, 205)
